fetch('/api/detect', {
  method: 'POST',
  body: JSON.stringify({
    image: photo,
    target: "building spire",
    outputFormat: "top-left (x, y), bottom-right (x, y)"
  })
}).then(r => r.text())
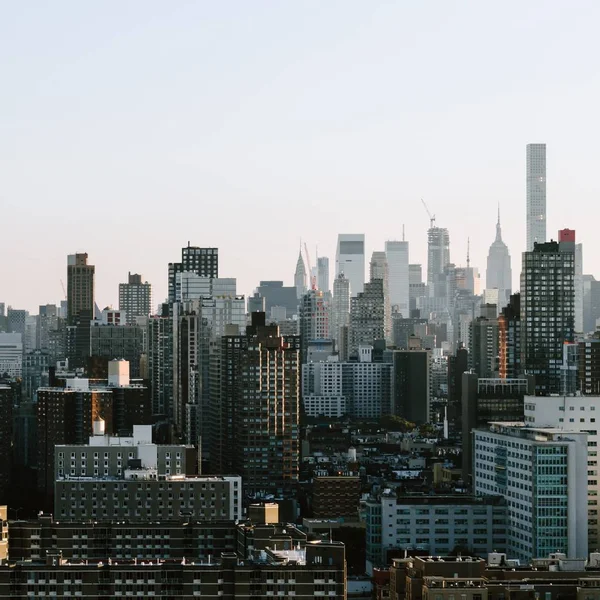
top-left (495, 204), bottom-right (503, 242)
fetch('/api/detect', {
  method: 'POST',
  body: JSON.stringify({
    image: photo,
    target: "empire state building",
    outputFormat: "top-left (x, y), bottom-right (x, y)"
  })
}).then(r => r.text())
top-left (486, 208), bottom-right (512, 310)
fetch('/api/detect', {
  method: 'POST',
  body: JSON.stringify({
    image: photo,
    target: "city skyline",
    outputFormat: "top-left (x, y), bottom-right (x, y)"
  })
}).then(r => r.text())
top-left (2, 2), bottom-right (600, 312)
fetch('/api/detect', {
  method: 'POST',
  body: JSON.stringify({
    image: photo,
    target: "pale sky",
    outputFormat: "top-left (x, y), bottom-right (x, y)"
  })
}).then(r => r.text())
top-left (2, 1), bottom-right (600, 313)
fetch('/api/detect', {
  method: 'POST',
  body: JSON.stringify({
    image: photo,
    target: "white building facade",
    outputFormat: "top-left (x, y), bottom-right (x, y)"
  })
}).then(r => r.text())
top-left (0, 333), bottom-right (23, 377)
top-left (526, 143), bottom-right (547, 251)
top-left (385, 241), bottom-right (409, 318)
top-left (524, 394), bottom-right (600, 549)
top-left (473, 422), bottom-right (588, 562)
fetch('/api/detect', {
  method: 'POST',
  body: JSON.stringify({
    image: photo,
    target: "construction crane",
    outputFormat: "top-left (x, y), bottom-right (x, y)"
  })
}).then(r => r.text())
top-left (60, 279), bottom-right (67, 300)
top-left (303, 243), bottom-right (317, 290)
top-left (421, 198), bottom-right (436, 229)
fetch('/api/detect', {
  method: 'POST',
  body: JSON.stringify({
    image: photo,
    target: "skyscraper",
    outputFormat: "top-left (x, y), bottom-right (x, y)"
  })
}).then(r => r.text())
top-left (349, 279), bottom-right (385, 356)
top-left (385, 241), bottom-right (409, 317)
top-left (521, 229), bottom-right (575, 394)
top-left (317, 256), bottom-right (330, 294)
top-left (298, 289), bottom-right (330, 363)
top-left (526, 143), bottom-right (546, 251)
top-left (67, 253), bottom-right (95, 325)
top-left (332, 273), bottom-right (350, 358)
top-left (336, 234), bottom-right (365, 297)
top-left (426, 227), bottom-right (450, 288)
top-left (210, 313), bottom-right (300, 498)
top-left (119, 273), bottom-right (152, 324)
top-left (486, 207), bottom-right (512, 310)
top-left (294, 249), bottom-right (307, 299)
top-left (370, 252), bottom-right (391, 340)
top-left (168, 244), bottom-right (218, 303)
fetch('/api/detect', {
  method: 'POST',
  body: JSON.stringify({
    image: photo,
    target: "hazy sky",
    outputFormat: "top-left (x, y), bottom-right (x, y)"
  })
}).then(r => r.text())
top-left (3, 1), bottom-right (600, 313)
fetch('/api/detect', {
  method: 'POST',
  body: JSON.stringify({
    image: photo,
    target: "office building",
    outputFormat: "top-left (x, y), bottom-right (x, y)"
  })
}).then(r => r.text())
top-left (486, 207), bottom-right (512, 311)
top-left (468, 304), bottom-right (499, 378)
top-left (391, 349), bottom-right (430, 424)
top-left (168, 244), bottom-right (218, 303)
top-left (473, 422), bottom-right (588, 562)
top-left (90, 319), bottom-right (144, 378)
top-left (147, 306), bottom-right (173, 417)
top-left (498, 293), bottom-right (522, 379)
top-left (385, 241), bottom-right (410, 317)
top-left (7, 307), bottom-right (27, 335)
top-left (332, 273), bottom-right (350, 351)
top-left (22, 349), bottom-right (50, 402)
top-left (67, 253), bottom-right (95, 325)
top-left (118, 272), bottom-right (152, 325)
top-left (209, 313), bottom-right (300, 498)
top-left (427, 227), bottom-right (450, 288)
top-left (580, 337), bottom-right (600, 395)
top-left (349, 279), bottom-right (385, 356)
top-left (294, 249), bottom-right (307, 299)
top-left (524, 394), bottom-right (600, 549)
top-left (365, 492), bottom-right (507, 568)
top-left (0, 332), bottom-right (23, 377)
top-left (370, 251), bottom-right (392, 340)
top-left (256, 281), bottom-right (299, 318)
top-left (336, 233), bottom-right (365, 297)
top-left (298, 289), bottom-right (330, 363)
top-left (37, 304), bottom-right (59, 350)
top-left (317, 256), bottom-right (330, 293)
top-left (447, 345), bottom-right (468, 430)
top-left (302, 351), bottom-right (392, 420)
top-left (526, 143), bottom-right (547, 251)
top-left (521, 230), bottom-right (575, 394)
top-left (461, 374), bottom-right (530, 483)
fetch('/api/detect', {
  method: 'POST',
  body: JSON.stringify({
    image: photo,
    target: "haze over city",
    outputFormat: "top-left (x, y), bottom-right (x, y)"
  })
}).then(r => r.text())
top-left (3, 1), bottom-right (600, 311)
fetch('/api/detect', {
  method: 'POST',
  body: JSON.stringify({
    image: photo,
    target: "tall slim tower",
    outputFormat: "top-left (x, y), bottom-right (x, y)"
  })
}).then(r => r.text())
top-left (385, 241), bottom-right (409, 317)
top-left (336, 234), bottom-right (365, 297)
top-left (317, 256), bottom-right (330, 294)
top-left (294, 250), bottom-right (307, 299)
top-left (426, 227), bottom-right (450, 287)
top-left (370, 252), bottom-right (391, 340)
top-left (526, 143), bottom-right (547, 251)
top-left (332, 273), bottom-right (350, 357)
top-left (521, 229), bottom-right (575, 394)
top-left (486, 207), bottom-right (512, 310)
top-left (67, 253), bottom-right (95, 325)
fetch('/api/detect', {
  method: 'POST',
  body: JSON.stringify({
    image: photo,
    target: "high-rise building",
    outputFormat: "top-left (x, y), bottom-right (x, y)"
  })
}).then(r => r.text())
top-left (147, 305), bottom-right (173, 417)
top-left (486, 207), bottom-right (512, 310)
top-left (37, 304), bottom-right (59, 350)
top-left (317, 256), bottom-right (330, 294)
top-left (370, 252), bottom-right (391, 340)
top-left (0, 386), bottom-right (12, 504)
top-left (473, 422), bottom-right (588, 562)
top-left (67, 253), bottom-right (95, 326)
top-left (526, 143), bottom-right (547, 251)
top-left (521, 230), bottom-right (575, 394)
top-left (427, 227), bottom-right (450, 288)
top-left (294, 249), bottom-right (307, 299)
top-left (0, 332), bottom-right (23, 377)
top-left (298, 290), bottom-right (330, 363)
top-left (575, 242), bottom-right (584, 333)
top-left (498, 293), bottom-right (522, 379)
top-left (7, 307), bottom-right (27, 335)
top-left (461, 374), bottom-right (530, 483)
top-left (209, 313), bottom-right (300, 497)
top-left (119, 272), bottom-right (152, 325)
top-left (349, 279), bottom-right (385, 356)
top-left (579, 337), bottom-right (600, 395)
top-left (524, 394), bottom-right (600, 549)
top-left (168, 244), bottom-right (218, 303)
top-left (385, 241), bottom-right (409, 318)
top-left (409, 264), bottom-right (422, 285)
top-left (331, 273), bottom-right (350, 357)
top-left (468, 304), bottom-right (499, 378)
top-left (256, 281), bottom-right (298, 319)
top-left (336, 234), bottom-right (365, 297)
top-left (391, 348), bottom-right (430, 424)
